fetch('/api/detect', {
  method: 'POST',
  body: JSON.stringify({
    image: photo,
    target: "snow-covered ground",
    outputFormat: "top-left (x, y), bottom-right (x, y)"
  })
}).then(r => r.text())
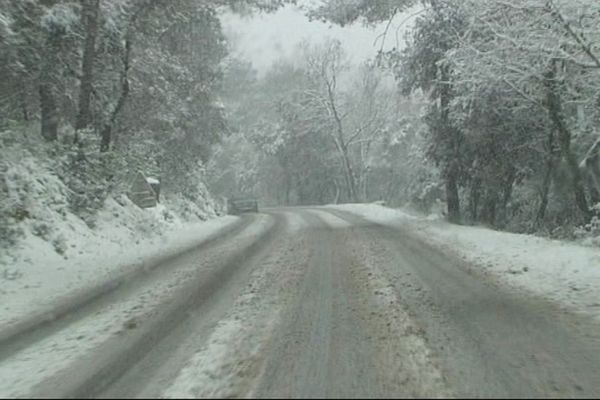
top-left (163, 213), bottom-right (310, 398)
top-left (0, 214), bottom-right (272, 398)
top-left (1, 127), bottom-right (239, 334)
top-left (0, 198), bottom-right (238, 331)
top-left (328, 203), bottom-right (600, 321)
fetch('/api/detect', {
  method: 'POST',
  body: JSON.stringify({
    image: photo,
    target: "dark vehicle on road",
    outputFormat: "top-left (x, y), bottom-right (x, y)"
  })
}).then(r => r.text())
top-left (227, 197), bottom-right (259, 215)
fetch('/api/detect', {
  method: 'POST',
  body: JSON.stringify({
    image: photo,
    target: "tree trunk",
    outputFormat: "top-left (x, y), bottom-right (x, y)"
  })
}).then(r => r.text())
top-left (20, 90), bottom-right (29, 121)
top-left (39, 83), bottom-right (58, 141)
top-left (75, 0), bottom-right (100, 131)
top-left (469, 177), bottom-right (482, 222)
top-left (284, 176), bottom-right (291, 206)
top-left (97, 0), bottom-right (163, 150)
top-left (589, 187), bottom-right (600, 208)
top-left (536, 161), bottom-right (554, 228)
top-left (39, 27), bottom-right (61, 141)
top-left (334, 180), bottom-right (341, 204)
top-left (445, 171), bottom-right (461, 223)
top-left (440, 64), bottom-right (461, 222)
top-left (535, 129), bottom-right (557, 228)
top-left (100, 38), bottom-right (131, 152)
top-left (498, 168), bottom-right (516, 228)
top-left (99, 125), bottom-right (111, 153)
top-left (480, 189), bottom-right (498, 227)
top-left (544, 59), bottom-right (591, 221)
top-left (340, 145), bottom-right (358, 202)
top-left (362, 166), bottom-right (370, 202)
top-left (582, 139), bottom-right (600, 208)
top-left (322, 62), bottom-right (358, 203)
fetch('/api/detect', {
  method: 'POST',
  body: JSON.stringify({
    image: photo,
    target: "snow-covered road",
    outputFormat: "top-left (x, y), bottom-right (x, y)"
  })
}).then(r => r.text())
top-left (1, 207), bottom-right (600, 398)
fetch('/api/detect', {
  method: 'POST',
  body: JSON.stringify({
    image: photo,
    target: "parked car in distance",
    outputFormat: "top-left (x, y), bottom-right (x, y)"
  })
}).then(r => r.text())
top-left (227, 197), bottom-right (259, 215)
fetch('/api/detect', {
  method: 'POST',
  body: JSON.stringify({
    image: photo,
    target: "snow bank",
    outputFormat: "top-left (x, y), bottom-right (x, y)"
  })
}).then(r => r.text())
top-left (0, 127), bottom-right (236, 330)
top-left (0, 198), bottom-right (238, 329)
top-left (307, 208), bottom-right (352, 229)
top-left (328, 203), bottom-right (600, 321)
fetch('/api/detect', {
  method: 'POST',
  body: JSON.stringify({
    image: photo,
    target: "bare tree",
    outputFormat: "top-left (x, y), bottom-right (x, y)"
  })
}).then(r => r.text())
top-left (301, 40), bottom-right (391, 202)
top-left (74, 0), bottom-right (100, 133)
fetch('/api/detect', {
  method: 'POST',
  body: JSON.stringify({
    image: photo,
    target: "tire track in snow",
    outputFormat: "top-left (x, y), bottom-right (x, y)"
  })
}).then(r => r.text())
top-left (254, 210), bottom-right (451, 398)
top-left (1, 214), bottom-right (278, 398)
top-left (0, 214), bottom-right (255, 359)
top-left (161, 216), bottom-right (312, 398)
top-left (343, 229), bottom-right (452, 398)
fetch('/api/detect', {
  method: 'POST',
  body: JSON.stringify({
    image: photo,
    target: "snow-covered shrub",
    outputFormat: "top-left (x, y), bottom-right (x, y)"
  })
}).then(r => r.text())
top-left (132, 211), bottom-right (161, 238)
top-left (2, 267), bottom-right (22, 281)
top-left (501, 184), bottom-right (539, 233)
top-left (32, 222), bottom-right (51, 239)
top-left (0, 173), bottom-right (25, 249)
top-left (163, 192), bottom-right (217, 222)
top-left (1, 121), bottom-right (221, 264)
top-left (410, 181), bottom-right (444, 213)
top-left (1, 127), bottom-right (70, 249)
top-left (574, 203), bottom-right (600, 246)
top-left (159, 206), bottom-right (176, 223)
top-left (40, 2), bottom-right (79, 36)
top-left (51, 235), bottom-right (68, 255)
top-left (54, 131), bottom-right (128, 226)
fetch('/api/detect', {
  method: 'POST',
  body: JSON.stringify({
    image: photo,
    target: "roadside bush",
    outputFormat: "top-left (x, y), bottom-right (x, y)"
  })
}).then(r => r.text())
top-left (574, 203), bottom-right (600, 246)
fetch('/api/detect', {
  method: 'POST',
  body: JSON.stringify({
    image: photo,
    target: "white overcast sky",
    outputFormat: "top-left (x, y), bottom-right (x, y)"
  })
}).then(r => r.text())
top-left (220, 3), bottom-right (415, 75)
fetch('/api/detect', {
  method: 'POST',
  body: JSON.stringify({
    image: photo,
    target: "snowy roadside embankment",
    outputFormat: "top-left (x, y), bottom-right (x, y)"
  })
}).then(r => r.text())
top-left (327, 203), bottom-right (600, 321)
top-left (0, 128), bottom-right (238, 332)
top-left (0, 201), bottom-right (238, 331)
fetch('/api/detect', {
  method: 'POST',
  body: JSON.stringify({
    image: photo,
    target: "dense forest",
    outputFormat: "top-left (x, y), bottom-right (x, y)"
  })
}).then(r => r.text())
top-left (211, 0), bottom-right (600, 238)
top-left (2, 0), bottom-right (600, 250)
top-left (0, 0), bottom-right (286, 249)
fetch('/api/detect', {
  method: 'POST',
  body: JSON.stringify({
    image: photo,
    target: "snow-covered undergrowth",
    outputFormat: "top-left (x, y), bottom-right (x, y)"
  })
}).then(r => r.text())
top-left (328, 203), bottom-right (600, 321)
top-left (0, 126), bottom-right (234, 327)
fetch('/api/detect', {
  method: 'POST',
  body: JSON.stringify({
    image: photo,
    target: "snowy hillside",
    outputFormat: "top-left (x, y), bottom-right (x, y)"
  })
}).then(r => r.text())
top-left (0, 125), bottom-right (234, 329)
